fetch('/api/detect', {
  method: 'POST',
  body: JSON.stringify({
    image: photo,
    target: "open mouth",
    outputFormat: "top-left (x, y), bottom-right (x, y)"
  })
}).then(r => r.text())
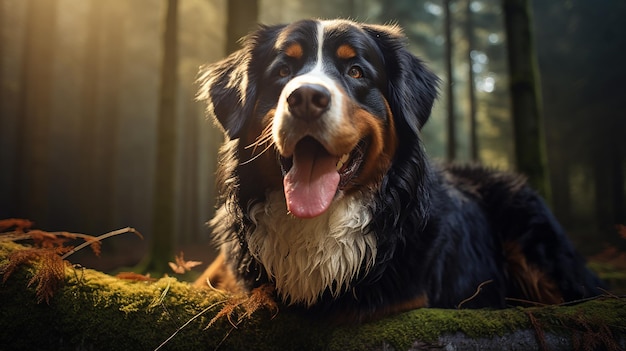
top-left (279, 137), bottom-right (367, 218)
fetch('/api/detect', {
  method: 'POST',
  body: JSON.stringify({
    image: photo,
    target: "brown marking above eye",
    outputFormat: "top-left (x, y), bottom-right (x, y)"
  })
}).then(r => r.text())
top-left (285, 43), bottom-right (303, 59)
top-left (336, 44), bottom-right (357, 60)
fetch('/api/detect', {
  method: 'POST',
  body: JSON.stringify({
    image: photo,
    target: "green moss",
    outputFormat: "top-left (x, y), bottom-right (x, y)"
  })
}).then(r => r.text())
top-left (1, 242), bottom-right (625, 350)
top-left (323, 305), bottom-right (530, 350)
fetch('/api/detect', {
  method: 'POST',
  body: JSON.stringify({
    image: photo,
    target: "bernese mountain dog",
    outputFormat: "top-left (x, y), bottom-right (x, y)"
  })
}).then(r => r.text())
top-left (195, 19), bottom-right (603, 322)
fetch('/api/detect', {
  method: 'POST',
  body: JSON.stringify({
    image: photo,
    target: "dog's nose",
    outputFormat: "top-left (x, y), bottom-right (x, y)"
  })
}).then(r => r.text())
top-left (286, 84), bottom-right (330, 121)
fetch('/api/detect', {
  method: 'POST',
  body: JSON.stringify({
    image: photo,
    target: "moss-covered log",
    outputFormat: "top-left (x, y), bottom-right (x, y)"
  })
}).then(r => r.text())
top-left (1, 242), bottom-right (625, 351)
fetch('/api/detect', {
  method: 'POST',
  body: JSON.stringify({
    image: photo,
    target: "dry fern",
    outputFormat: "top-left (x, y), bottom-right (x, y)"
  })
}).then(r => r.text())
top-left (2, 246), bottom-right (70, 303)
top-left (0, 218), bottom-right (141, 304)
top-left (208, 284), bottom-right (279, 328)
top-left (155, 284), bottom-right (279, 351)
top-left (570, 311), bottom-right (622, 351)
top-left (0, 218), bottom-right (34, 232)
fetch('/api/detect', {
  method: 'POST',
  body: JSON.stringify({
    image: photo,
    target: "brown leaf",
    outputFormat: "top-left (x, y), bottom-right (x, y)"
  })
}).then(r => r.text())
top-left (168, 252), bottom-right (202, 274)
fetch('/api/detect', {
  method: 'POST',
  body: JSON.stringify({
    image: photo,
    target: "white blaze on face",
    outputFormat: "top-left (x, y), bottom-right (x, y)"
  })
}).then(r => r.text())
top-left (272, 21), bottom-right (348, 219)
top-left (272, 21), bottom-right (345, 157)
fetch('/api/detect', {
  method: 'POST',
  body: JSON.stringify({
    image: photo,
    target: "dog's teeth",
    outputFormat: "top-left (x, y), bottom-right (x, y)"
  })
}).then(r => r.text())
top-left (336, 153), bottom-right (350, 170)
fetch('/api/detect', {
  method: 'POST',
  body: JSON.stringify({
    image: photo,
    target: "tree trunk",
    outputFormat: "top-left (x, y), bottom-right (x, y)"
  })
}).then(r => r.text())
top-left (594, 139), bottom-right (626, 244)
top-left (0, 1), bottom-right (4, 121)
top-left (226, 0), bottom-right (258, 54)
top-left (12, 0), bottom-right (58, 224)
top-left (593, 149), bottom-right (612, 246)
top-left (466, 0), bottom-right (478, 162)
top-left (148, 0), bottom-right (179, 274)
top-left (502, 0), bottom-right (552, 202)
top-left (611, 144), bottom-right (625, 226)
top-left (549, 149), bottom-right (572, 227)
top-left (176, 99), bottom-right (199, 245)
top-left (98, 2), bottom-right (126, 230)
top-left (77, 0), bottom-right (104, 233)
top-left (443, 0), bottom-right (456, 162)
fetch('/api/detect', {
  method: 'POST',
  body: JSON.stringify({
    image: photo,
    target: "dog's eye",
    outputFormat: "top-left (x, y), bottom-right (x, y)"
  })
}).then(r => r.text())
top-left (278, 66), bottom-right (291, 78)
top-left (347, 66), bottom-right (363, 79)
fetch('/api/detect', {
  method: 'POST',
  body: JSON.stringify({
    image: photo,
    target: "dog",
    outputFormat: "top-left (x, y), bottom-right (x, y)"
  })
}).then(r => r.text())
top-left (194, 19), bottom-right (604, 322)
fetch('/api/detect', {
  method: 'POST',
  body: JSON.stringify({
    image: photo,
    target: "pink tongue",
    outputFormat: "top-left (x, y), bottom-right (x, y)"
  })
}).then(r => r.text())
top-left (284, 139), bottom-right (340, 218)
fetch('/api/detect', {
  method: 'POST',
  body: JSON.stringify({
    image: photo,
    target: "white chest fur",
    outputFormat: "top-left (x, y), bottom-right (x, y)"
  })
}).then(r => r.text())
top-left (246, 191), bottom-right (377, 306)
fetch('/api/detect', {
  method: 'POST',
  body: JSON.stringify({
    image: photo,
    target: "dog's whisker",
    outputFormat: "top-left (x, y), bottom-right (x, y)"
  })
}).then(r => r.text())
top-left (244, 124), bottom-right (273, 154)
top-left (241, 122), bottom-right (281, 166)
top-left (244, 134), bottom-right (271, 150)
top-left (240, 142), bottom-right (274, 166)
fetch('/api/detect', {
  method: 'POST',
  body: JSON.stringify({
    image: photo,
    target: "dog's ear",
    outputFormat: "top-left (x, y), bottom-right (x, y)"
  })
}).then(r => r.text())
top-left (197, 47), bottom-right (252, 138)
top-left (197, 25), bottom-right (283, 138)
top-left (362, 24), bottom-right (439, 135)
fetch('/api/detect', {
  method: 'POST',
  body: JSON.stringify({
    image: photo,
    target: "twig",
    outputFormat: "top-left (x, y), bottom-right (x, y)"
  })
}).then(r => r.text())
top-left (214, 325), bottom-right (237, 351)
top-left (149, 281), bottom-right (172, 310)
top-left (554, 292), bottom-right (625, 307)
top-left (506, 292), bottom-right (625, 308)
top-left (596, 288), bottom-right (619, 299)
top-left (154, 299), bottom-right (228, 351)
top-left (0, 232), bottom-right (32, 242)
top-left (457, 279), bottom-right (493, 309)
top-left (61, 227), bottom-right (142, 259)
top-left (505, 297), bottom-right (549, 307)
top-left (525, 311), bottom-right (548, 351)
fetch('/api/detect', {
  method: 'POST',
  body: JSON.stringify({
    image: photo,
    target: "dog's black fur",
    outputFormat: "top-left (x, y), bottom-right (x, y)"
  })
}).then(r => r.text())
top-left (196, 19), bottom-right (603, 322)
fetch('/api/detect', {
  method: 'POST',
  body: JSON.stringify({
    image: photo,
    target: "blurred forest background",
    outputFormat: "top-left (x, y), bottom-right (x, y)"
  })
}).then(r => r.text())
top-left (0, 0), bottom-right (624, 273)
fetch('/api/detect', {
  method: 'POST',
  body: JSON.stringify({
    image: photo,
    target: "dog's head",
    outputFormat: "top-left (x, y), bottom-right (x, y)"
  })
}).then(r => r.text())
top-left (198, 19), bottom-right (438, 218)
